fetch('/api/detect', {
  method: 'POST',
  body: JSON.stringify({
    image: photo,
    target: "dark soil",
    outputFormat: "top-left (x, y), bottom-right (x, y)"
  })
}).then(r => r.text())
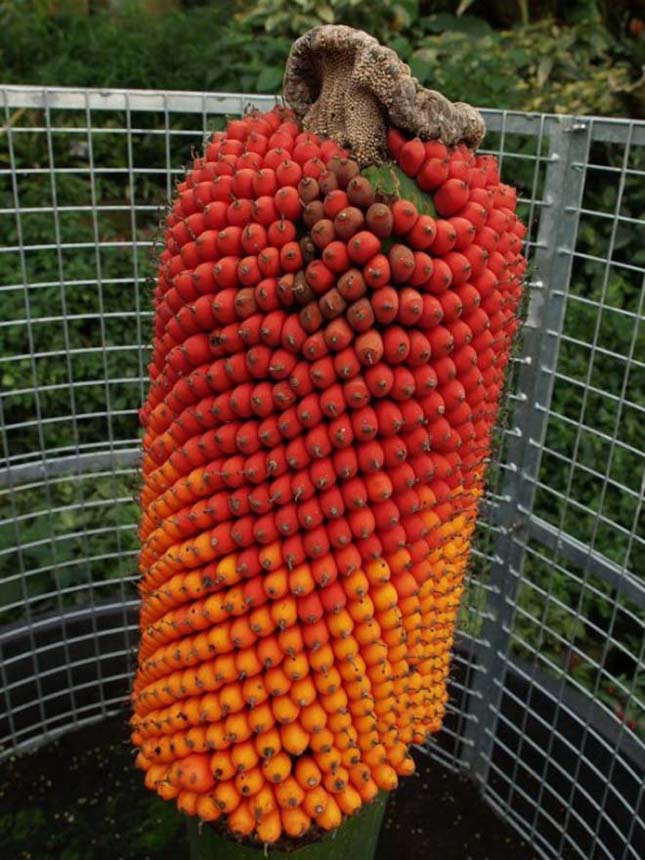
top-left (0, 713), bottom-right (537, 860)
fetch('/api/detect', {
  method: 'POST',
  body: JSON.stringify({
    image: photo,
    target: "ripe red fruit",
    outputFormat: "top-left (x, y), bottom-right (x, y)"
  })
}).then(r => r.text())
top-left (444, 251), bottom-right (472, 285)
top-left (407, 331), bottom-right (432, 366)
top-left (365, 203), bottom-right (393, 238)
top-left (322, 241), bottom-right (351, 274)
top-left (371, 286), bottom-right (399, 326)
top-left (389, 244), bottom-right (415, 283)
top-left (346, 297), bottom-right (375, 333)
top-left (355, 330), bottom-right (384, 366)
top-left (417, 157), bottom-right (449, 191)
top-left (253, 195), bottom-right (280, 226)
top-left (311, 218), bottom-right (335, 250)
top-left (398, 138), bottom-right (426, 177)
top-left (427, 325), bottom-right (454, 359)
top-left (434, 179), bottom-right (470, 216)
top-left (364, 363), bottom-right (394, 398)
top-left (449, 216), bottom-right (476, 250)
top-left (433, 356), bottom-right (457, 385)
top-left (382, 327), bottom-right (410, 364)
top-left (280, 241), bottom-right (304, 273)
top-left (346, 176), bottom-right (375, 209)
top-left (374, 401), bottom-right (403, 436)
top-left (334, 206), bottom-right (365, 240)
top-left (409, 252), bottom-right (434, 288)
top-left (397, 288), bottom-right (424, 326)
top-left (343, 376), bottom-right (370, 409)
top-left (438, 291), bottom-right (463, 325)
top-left (337, 268), bottom-right (367, 302)
top-left (425, 259), bottom-right (453, 294)
top-left (347, 231), bottom-right (381, 265)
top-left (253, 167), bottom-right (278, 197)
top-left (387, 127), bottom-right (406, 159)
top-left (430, 220), bottom-right (457, 256)
top-left (363, 253), bottom-right (391, 289)
top-left (227, 198), bottom-right (254, 227)
top-left (324, 317), bottom-right (354, 351)
top-left (319, 288), bottom-right (347, 321)
top-left (305, 260), bottom-right (335, 295)
top-left (334, 346), bottom-right (361, 380)
top-left (391, 199), bottom-right (418, 235)
top-left (406, 214), bottom-right (437, 250)
top-left (300, 301), bottom-right (323, 335)
top-left (323, 190), bottom-right (350, 220)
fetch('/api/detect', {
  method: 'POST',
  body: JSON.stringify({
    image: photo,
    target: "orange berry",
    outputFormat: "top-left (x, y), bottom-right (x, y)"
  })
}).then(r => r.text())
top-left (280, 720), bottom-right (310, 756)
top-left (274, 775), bottom-right (305, 809)
top-left (248, 701), bottom-right (275, 734)
top-left (250, 784), bottom-right (276, 820)
top-left (300, 701), bottom-right (328, 735)
top-left (308, 643), bottom-right (335, 673)
top-left (263, 567), bottom-right (289, 599)
top-left (255, 725), bottom-right (281, 759)
top-left (231, 738), bottom-right (260, 773)
top-left (281, 805), bottom-right (311, 838)
top-left (308, 726), bottom-right (334, 754)
top-left (225, 711), bottom-right (253, 744)
top-left (196, 792), bottom-right (221, 822)
top-left (316, 794), bottom-right (342, 830)
top-left (228, 797), bottom-right (256, 835)
top-left (210, 750), bottom-right (235, 781)
top-left (213, 779), bottom-right (240, 814)
top-left (336, 783), bottom-right (362, 815)
top-left (262, 750), bottom-right (292, 784)
top-left (303, 784), bottom-right (329, 818)
top-left (256, 808), bottom-right (282, 843)
top-left (235, 766), bottom-right (265, 797)
top-left (294, 755), bottom-right (322, 789)
top-left (177, 790), bottom-right (198, 816)
top-left (265, 665), bottom-right (291, 697)
top-left (372, 761), bottom-right (398, 791)
top-left (272, 694), bottom-right (300, 725)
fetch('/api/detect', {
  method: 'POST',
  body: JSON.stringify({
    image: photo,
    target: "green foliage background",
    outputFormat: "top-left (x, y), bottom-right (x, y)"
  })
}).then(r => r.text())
top-left (0, 0), bottom-right (643, 734)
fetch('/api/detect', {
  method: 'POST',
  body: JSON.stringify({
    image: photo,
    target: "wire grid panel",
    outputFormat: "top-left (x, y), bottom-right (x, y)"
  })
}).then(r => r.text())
top-left (0, 86), bottom-right (643, 860)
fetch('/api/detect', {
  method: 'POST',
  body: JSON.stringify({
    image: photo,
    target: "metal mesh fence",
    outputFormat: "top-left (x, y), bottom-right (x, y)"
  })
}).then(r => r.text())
top-left (0, 86), bottom-right (643, 860)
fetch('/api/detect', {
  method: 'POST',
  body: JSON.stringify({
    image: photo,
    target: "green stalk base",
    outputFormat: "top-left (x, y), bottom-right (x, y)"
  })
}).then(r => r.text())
top-left (187, 794), bottom-right (386, 860)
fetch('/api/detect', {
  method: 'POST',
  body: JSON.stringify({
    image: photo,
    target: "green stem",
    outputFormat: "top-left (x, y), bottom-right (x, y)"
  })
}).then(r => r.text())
top-left (187, 793), bottom-right (386, 860)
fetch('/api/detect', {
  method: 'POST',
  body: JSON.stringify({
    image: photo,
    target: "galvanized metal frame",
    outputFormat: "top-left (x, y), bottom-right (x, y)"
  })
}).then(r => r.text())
top-left (0, 85), bottom-right (643, 860)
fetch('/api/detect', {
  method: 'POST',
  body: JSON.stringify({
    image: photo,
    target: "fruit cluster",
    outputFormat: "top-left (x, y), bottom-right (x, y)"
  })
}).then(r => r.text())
top-left (132, 103), bottom-right (526, 844)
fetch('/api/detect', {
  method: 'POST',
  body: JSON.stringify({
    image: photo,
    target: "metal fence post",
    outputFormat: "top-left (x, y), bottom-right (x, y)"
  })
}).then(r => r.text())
top-left (461, 116), bottom-right (592, 780)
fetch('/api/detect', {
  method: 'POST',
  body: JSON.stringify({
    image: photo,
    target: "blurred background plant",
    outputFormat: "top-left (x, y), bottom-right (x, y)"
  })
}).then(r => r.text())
top-left (1, 0), bottom-right (644, 116)
top-left (0, 0), bottom-right (643, 738)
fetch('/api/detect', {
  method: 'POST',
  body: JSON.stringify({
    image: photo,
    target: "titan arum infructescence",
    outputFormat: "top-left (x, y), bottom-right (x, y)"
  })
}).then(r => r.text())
top-left (131, 24), bottom-right (527, 845)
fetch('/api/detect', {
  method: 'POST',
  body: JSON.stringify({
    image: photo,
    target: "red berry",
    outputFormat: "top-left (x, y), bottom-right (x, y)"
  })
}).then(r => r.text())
top-left (434, 179), bottom-right (470, 217)
top-left (347, 231), bottom-right (381, 265)
top-left (365, 203), bottom-right (393, 238)
top-left (391, 199), bottom-right (418, 235)
top-left (275, 185), bottom-right (302, 220)
top-left (334, 206), bottom-right (365, 240)
top-left (371, 286), bottom-right (399, 325)
top-left (398, 138), bottom-right (426, 177)
top-left (417, 158), bottom-right (449, 191)
top-left (355, 330), bottom-right (384, 367)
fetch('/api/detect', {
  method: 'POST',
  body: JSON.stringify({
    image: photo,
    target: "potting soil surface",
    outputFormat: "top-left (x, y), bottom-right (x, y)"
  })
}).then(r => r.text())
top-left (0, 713), bottom-right (538, 860)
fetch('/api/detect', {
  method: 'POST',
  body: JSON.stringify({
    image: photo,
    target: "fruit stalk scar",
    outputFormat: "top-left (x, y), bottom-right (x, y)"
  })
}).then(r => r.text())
top-left (283, 24), bottom-right (486, 166)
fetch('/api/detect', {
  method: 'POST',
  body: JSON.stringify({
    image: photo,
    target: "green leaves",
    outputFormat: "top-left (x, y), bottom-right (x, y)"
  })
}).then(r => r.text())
top-left (362, 163), bottom-right (437, 217)
top-left (255, 64), bottom-right (283, 94)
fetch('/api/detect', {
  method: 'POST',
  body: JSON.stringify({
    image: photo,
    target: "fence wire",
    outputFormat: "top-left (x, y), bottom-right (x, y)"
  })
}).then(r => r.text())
top-left (0, 86), bottom-right (643, 860)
